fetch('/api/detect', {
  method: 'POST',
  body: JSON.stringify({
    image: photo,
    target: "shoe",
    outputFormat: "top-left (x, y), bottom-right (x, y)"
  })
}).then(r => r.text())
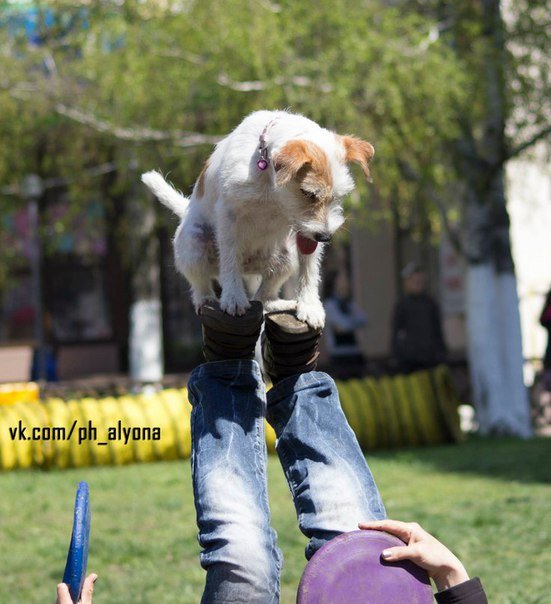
top-left (261, 310), bottom-right (322, 384)
top-left (200, 300), bottom-right (264, 362)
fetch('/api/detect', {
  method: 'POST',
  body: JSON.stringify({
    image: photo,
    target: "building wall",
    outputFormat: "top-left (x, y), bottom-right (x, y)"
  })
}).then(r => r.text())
top-left (507, 144), bottom-right (551, 375)
top-left (350, 219), bottom-right (467, 360)
top-left (350, 221), bottom-right (397, 358)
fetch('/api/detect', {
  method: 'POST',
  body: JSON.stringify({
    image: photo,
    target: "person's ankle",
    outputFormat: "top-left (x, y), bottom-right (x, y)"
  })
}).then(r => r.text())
top-left (200, 300), bottom-right (264, 362)
top-left (261, 310), bottom-right (321, 384)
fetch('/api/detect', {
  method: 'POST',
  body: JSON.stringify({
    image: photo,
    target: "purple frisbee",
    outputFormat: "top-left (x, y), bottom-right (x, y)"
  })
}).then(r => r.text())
top-left (297, 530), bottom-right (433, 604)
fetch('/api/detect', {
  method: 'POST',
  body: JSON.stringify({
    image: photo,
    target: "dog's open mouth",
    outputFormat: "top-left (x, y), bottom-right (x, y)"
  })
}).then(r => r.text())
top-left (296, 232), bottom-right (318, 255)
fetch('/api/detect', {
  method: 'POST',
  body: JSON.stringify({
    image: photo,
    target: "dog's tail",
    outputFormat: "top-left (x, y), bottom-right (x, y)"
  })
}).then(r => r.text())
top-left (141, 171), bottom-right (190, 219)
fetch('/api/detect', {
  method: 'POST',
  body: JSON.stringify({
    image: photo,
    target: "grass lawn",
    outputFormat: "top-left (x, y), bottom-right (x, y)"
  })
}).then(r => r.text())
top-left (1, 437), bottom-right (550, 603)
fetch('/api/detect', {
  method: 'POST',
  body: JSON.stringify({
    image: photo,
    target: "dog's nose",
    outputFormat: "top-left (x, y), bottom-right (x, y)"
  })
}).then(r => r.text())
top-left (314, 232), bottom-right (332, 243)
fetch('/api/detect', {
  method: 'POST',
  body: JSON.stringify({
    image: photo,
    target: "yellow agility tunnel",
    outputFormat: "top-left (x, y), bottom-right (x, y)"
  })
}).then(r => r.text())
top-left (0, 366), bottom-right (461, 471)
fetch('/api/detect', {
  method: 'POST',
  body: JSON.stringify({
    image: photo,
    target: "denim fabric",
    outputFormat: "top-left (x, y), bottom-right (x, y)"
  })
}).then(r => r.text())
top-left (188, 361), bottom-right (385, 602)
top-left (188, 360), bottom-right (281, 604)
top-left (267, 371), bottom-right (386, 559)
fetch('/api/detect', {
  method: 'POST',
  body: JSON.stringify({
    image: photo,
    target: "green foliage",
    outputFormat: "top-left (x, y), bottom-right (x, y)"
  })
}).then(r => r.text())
top-left (0, 0), bottom-right (548, 269)
top-left (0, 0), bottom-right (466, 196)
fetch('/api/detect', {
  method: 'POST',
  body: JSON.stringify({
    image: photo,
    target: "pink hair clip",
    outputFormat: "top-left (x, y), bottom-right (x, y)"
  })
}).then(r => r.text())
top-left (257, 145), bottom-right (269, 171)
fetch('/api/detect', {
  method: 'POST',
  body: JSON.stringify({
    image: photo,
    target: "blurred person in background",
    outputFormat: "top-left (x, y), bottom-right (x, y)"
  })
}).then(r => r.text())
top-left (324, 270), bottom-right (368, 379)
top-left (534, 286), bottom-right (551, 432)
top-left (539, 286), bottom-right (551, 380)
top-left (31, 308), bottom-right (58, 382)
top-left (391, 262), bottom-right (447, 374)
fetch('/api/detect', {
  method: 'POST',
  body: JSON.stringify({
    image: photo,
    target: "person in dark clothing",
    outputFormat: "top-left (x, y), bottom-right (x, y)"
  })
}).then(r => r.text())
top-left (360, 519), bottom-right (487, 603)
top-left (540, 287), bottom-right (551, 383)
top-left (31, 309), bottom-right (58, 382)
top-left (534, 287), bottom-right (551, 432)
top-left (392, 262), bottom-right (447, 373)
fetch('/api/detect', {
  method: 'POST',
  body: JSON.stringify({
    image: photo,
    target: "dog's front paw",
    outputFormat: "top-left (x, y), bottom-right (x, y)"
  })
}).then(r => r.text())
top-left (296, 299), bottom-right (325, 329)
top-left (220, 290), bottom-right (251, 316)
top-left (263, 299), bottom-right (297, 313)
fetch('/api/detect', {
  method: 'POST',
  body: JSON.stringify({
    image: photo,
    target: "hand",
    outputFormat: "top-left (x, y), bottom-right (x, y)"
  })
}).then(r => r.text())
top-left (359, 519), bottom-right (469, 592)
top-left (56, 574), bottom-right (97, 604)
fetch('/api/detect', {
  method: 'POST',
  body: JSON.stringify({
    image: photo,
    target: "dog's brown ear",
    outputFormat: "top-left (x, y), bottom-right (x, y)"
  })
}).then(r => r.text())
top-left (273, 140), bottom-right (328, 187)
top-left (341, 135), bottom-right (375, 182)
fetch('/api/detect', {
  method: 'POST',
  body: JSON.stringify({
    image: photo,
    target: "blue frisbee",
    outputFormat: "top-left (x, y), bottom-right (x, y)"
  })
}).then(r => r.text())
top-left (62, 482), bottom-right (91, 603)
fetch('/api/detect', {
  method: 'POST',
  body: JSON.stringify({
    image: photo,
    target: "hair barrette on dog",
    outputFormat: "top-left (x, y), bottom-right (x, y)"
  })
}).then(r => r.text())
top-left (257, 145), bottom-right (269, 171)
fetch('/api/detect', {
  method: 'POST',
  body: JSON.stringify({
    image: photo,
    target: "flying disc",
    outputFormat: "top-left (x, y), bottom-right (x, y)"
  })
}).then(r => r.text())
top-left (62, 482), bottom-right (91, 603)
top-left (297, 530), bottom-right (433, 604)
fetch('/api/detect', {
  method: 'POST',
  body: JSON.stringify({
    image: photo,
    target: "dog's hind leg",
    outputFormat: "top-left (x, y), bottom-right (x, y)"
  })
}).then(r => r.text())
top-left (189, 273), bottom-right (217, 312)
top-left (174, 219), bottom-right (217, 313)
top-left (244, 275), bottom-right (262, 299)
top-left (216, 204), bottom-right (251, 316)
top-left (253, 250), bottom-right (296, 312)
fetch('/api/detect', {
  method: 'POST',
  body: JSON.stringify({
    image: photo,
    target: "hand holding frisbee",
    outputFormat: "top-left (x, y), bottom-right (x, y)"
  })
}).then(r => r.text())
top-left (297, 529), bottom-right (433, 603)
top-left (57, 574), bottom-right (97, 604)
top-left (61, 482), bottom-right (91, 603)
top-left (359, 519), bottom-right (470, 591)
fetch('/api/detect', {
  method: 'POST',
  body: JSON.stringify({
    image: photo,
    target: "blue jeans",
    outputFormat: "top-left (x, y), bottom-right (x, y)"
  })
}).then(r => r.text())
top-left (188, 360), bottom-right (386, 603)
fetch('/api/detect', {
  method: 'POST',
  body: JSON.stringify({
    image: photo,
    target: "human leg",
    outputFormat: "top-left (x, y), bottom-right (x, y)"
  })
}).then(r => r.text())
top-left (188, 304), bottom-right (281, 603)
top-left (264, 312), bottom-right (386, 560)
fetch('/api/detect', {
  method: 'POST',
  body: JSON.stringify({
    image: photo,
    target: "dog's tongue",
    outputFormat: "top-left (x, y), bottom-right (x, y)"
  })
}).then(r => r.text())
top-left (297, 232), bottom-right (318, 255)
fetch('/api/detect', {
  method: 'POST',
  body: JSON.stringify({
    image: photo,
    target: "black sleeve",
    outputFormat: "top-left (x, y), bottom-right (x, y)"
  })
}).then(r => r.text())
top-left (435, 577), bottom-right (488, 604)
top-left (540, 290), bottom-right (551, 328)
top-left (391, 301), bottom-right (404, 358)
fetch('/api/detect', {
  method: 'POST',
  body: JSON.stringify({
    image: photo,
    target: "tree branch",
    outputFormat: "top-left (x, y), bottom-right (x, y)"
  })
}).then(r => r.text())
top-left (155, 49), bottom-right (206, 65)
top-left (426, 189), bottom-right (463, 256)
top-left (55, 104), bottom-right (222, 147)
top-left (398, 159), bottom-right (464, 255)
top-left (216, 72), bottom-right (332, 92)
top-left (453, 116), bottom-right (489, 169)
top-left (0, 162), bottom-right (118, 197)
top-left (505, 124), bottom-right (551, 162)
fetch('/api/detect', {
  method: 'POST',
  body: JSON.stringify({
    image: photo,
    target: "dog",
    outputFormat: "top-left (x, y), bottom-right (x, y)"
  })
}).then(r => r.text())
top-left (141, 110), bottom-right (374, 328)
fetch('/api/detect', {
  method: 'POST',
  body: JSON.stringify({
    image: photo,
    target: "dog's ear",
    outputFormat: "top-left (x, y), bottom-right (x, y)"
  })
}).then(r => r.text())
top-left (273, 140), bottom-right (326, 187)
top-left (341, 135), bottom-right (375, 182)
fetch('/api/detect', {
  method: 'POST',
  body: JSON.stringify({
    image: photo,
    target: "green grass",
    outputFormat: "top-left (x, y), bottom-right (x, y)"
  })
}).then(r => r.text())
top-left (1, 438), bottom-right (550, 603)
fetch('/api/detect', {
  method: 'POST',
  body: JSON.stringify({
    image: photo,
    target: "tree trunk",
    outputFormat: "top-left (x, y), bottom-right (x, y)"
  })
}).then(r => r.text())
top-left (127, 193), bottom-right (164, 383)
top-left (466, 263), bottom-right (531, 436)
top-left (463, 171), bottom-right (531, 437)
top-left (457, 0), bottom-right (532, 437)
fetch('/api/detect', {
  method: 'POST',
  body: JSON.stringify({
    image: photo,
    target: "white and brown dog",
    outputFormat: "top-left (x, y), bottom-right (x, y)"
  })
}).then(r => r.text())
top-left (141, 110), bottom-right (373, 328)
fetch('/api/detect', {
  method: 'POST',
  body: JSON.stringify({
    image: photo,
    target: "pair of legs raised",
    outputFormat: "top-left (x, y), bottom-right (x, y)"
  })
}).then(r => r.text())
top-left (188, 303), bottom-right (385, 603)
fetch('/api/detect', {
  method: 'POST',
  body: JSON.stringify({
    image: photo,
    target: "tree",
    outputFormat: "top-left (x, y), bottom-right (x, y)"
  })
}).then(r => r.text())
top-left (2, 0), bottom-right (548, 414)
top-left (389, 0), bottom-right (549, 436)
top-left (431, 0), bottom-right (549, 436)
top-left (1, 0), bottom-right (466, 376)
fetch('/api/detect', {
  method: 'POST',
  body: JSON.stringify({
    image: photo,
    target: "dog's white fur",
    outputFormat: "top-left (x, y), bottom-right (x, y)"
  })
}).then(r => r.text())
top-left (142, 110), bottom-right (373, 328)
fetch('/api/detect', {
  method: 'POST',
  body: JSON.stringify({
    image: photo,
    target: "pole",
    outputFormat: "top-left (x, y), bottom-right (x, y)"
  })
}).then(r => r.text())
top-left (22, 174), bottom-right (46, 381)
top-left (28, 199), bottom-right (46, 381)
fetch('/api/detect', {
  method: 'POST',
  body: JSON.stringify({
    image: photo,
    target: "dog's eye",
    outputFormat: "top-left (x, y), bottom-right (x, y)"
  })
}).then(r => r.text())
top-left (300, 188), bottom-right (318, 201)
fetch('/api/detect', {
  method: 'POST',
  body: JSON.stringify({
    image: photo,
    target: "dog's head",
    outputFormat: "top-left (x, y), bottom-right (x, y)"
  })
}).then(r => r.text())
top-left (272, 135), bottom-right (374, 251)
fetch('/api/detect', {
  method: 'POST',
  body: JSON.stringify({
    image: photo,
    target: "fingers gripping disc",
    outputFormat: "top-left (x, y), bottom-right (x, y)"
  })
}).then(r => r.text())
top-left (297, 530), bottom-right (433, 604)
top-left (62, 482), bottom-right (91, 603)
